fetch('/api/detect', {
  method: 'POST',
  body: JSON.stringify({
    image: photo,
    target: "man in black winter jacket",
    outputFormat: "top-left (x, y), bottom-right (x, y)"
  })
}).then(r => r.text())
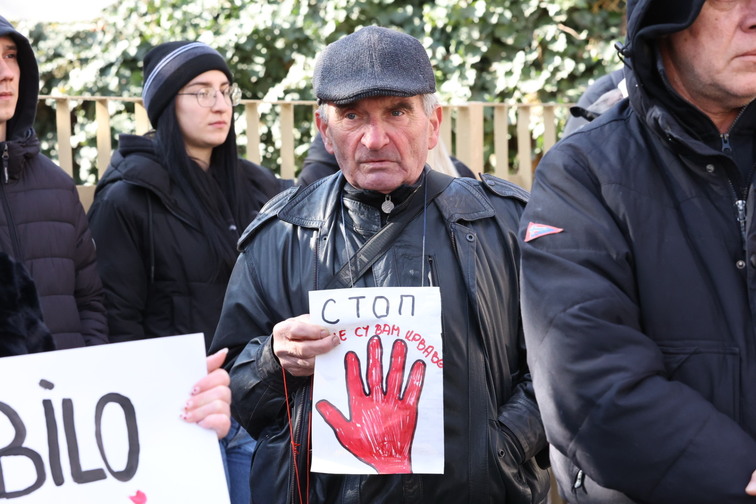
top-left (0, 16), bottom-right (107, 349)
top-left (520, 1), bottom-right (756, 503)
top-left (211, 26), bottom-right (549, 504)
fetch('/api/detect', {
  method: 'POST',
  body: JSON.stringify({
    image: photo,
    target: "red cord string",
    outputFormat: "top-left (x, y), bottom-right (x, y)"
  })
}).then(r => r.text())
top-left (282, 366), bottom-right (309, 504)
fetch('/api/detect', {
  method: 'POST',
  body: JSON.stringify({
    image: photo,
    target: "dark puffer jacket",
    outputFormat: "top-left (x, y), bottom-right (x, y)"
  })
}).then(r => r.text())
top-left (0, 251), bottom-right (54, 357)
top-left (520, 0), bottom-right (756, 503)
top-left (211, 169), bottom-right (550, 504)
top-left (87, 134), bottom-right (286, 348)
top-left (0, 16), bottom-right (106, 349)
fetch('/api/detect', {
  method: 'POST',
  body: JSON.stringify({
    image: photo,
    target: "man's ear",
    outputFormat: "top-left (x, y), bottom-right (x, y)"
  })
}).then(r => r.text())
top-left (427, 105), bottom-right (442, 150)
top-left (315, 109), bottom-right (336, 155)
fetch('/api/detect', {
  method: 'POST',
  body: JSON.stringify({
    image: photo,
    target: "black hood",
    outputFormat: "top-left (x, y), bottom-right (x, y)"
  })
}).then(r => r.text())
top-left (620, 0), bottom-right (740, 145)
top-left (622, 0), bottom-right (706, 124)
top-left (625, 0), bottom-right (705, 49)
top-left (0, 16), bottom-right (38, 142)
top-left (97, 133), bottom-right (164, 191)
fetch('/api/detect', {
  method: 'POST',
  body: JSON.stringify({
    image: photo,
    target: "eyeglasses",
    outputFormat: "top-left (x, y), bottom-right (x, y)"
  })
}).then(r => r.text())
top-left (177, 83), bottom-right (242, 107)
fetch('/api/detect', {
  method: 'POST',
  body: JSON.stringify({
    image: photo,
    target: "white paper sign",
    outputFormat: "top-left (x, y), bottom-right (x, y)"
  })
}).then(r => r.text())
top-left (310, 286), bottom-right (444, 475)
top-left (0, 333), bottom-right (230, 504)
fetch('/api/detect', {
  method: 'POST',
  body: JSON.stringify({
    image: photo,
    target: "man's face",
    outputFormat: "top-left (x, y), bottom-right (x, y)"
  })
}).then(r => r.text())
top-left (0, 36), bottom-right (19, 140)
top-left (661, 0), bottom-right (756, 126)
top-left (317, 95), bottom-right (441, 194)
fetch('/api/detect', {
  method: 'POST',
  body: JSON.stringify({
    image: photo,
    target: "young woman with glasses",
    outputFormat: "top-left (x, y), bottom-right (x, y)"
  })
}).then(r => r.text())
top-left (87, 41), bottom-right (289, 504)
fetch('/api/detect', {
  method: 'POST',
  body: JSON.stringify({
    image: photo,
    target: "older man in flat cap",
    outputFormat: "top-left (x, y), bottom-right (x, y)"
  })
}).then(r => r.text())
top-left (210, 25), bottom-right (549, 503)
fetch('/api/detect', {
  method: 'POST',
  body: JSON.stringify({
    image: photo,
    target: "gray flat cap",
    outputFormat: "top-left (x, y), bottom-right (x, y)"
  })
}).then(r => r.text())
top-left (313, 26), bottom-right (436, 105)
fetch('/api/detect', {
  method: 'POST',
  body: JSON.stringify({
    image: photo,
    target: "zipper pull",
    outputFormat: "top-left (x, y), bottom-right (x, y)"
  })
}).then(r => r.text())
top-left (736, 199), bottom-right (747, 248)
top-left (573, 469), bottom-right (585, 490)
top-left (721, 133), bottom-right (732, 153)
top-left (2, 144), bottom-right (8, 184)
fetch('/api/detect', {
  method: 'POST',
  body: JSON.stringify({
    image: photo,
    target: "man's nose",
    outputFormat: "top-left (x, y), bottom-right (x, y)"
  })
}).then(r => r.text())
top-left (745, 0), bottom-right (756, 30)
top-left (361, 121), bottom-right (389, 150)
top-left (0, 59), bottom-right (15, 81)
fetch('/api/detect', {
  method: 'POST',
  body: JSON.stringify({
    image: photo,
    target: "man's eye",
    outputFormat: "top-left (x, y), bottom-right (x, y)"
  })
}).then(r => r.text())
top-left (345, 112), bottom-right (357, 120)
top-left (391, 110), bottom-right (404, 117)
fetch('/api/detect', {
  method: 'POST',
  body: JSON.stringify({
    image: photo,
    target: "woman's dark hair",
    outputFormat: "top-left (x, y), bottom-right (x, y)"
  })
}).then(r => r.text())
top-left (153, 99), bottom-right (243, 277)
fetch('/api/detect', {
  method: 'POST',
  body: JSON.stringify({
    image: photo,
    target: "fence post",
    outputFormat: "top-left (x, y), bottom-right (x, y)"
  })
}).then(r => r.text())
top-left (455, 102), bottom-right (485, 175)
top-left (95, 98), bottom-right (111, 177)
top-left (440, 105), bottom-right (453, 156)
top-left (279, 102), bottom-right (295, 180)
top-left (134, 102), bottom-right (150, 135)
top-left (516, 106), bottom-right (533, 190)
top-left (542, 105), bottom-right (558, 153)
top-left (244, 102), bottom-right (261, 164)
top-left (493, 104), bottom-right (510, 181)
top-left (54, 98), bottom-right (73, 177)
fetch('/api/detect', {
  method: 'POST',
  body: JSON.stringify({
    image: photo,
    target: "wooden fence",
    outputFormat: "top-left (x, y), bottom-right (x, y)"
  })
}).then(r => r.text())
top-left (37, 96), bottom-right (572, 210)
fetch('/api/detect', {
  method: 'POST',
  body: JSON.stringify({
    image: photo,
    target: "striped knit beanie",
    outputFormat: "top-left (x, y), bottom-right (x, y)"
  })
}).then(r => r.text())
top-left (142, 41), bottom-right (232, 126)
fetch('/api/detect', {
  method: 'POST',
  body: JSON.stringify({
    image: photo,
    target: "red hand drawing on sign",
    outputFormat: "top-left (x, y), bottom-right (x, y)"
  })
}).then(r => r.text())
top-left (316, 335), bottom-right (426, 474)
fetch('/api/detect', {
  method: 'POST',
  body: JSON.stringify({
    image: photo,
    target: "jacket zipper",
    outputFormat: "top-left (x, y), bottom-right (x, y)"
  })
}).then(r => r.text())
top-left (730, 169), bottom-right (755, 254)
top-left (2, 143), bottom-right (8, 183)
top-left (720, 108), bottom-right (753, 253)
top-left (426, 255), bottom-right (437, 287)
top-left (0, 143), bottom-right (23, 257)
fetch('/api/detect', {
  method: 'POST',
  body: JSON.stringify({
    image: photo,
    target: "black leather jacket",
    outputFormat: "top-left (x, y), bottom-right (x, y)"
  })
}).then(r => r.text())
top-left (211, 169), bottom-right (549, 504)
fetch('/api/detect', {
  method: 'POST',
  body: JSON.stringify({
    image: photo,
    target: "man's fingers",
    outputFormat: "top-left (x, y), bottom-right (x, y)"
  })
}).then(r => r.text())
top-left (273, 314), bottom-right (341, 376)
top-left (273, 314), bottom-right (326, 342)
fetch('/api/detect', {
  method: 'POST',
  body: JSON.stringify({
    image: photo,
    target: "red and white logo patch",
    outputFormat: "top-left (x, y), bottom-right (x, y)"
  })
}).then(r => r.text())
top-left (524, 222), bottom-right (564, 242)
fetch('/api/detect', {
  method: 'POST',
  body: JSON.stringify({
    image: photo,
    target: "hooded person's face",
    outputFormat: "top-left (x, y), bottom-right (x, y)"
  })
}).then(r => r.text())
top-left (0, 36), bottom-right (19, 141)
top-left (659, 0), bottom-right (756, 131)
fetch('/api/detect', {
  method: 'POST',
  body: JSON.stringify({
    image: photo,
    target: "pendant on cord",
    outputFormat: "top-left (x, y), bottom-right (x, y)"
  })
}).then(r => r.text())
top-left (381, 195), bottom-right (394, 214)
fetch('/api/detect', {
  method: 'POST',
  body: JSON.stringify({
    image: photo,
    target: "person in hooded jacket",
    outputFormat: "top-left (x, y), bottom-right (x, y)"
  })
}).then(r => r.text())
top-left (0, 16), bottom-right (106, 350)
top-left (210, 26), bottom-right (549, 504)
top-left (520, 1), bottom-right (756, 503)
top-left (87, 41), bottom-right (288, 504)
